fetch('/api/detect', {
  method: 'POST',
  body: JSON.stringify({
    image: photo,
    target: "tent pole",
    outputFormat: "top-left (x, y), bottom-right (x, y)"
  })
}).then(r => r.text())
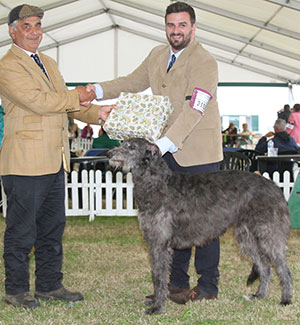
top-left (114, 27), bottom-right (118, 78)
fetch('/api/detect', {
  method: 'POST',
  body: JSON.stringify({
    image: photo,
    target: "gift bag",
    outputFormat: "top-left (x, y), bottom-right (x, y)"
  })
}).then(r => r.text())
top-left (103, 92), bottom-right (173, 142)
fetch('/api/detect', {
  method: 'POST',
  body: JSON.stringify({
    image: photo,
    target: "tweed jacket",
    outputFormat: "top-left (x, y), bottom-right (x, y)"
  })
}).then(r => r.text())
top-left (0, 45), bottom-right (100, 176)
top-left (101, 40), bottom-right (223, 166)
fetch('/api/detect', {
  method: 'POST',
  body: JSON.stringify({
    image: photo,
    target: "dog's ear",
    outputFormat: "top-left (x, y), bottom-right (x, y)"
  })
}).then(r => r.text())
top-left (142, 143), bottom-right (161, 165)
top-left (146, 143), bottom-right (161, 159)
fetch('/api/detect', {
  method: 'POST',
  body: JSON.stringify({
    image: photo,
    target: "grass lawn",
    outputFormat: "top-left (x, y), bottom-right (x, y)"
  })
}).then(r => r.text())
top-left (0, 215), bottom-right (300, 324)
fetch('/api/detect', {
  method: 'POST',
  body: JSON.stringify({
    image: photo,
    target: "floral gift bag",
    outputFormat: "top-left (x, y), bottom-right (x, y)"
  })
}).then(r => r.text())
top-left (103, 92), bottom-right (173, 142)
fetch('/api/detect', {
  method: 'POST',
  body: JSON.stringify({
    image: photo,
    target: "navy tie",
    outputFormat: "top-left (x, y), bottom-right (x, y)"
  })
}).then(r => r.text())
top-left (31, 54), bottom-right (49, 79)
top-left (167, 54), bottom-right (176, 72)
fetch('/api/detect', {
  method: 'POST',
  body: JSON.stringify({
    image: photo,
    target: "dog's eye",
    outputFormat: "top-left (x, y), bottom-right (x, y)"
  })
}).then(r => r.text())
top-left (124, 142), bottom-right (135, 150)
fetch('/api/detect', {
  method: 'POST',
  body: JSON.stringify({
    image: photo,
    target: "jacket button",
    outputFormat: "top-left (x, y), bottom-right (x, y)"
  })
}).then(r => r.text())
top-left (162, 84), bottom-right (166, 88)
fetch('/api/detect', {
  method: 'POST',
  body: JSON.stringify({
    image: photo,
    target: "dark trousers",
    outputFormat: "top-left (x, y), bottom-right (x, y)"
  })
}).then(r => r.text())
top-left (2, 165), bottom-right (66, 295)
top-left (163, 153), bottom-right (220, 294)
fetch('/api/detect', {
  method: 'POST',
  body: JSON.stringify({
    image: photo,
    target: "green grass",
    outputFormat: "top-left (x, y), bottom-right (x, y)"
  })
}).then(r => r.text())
top-left (0, 215), bottom-right (300, 324)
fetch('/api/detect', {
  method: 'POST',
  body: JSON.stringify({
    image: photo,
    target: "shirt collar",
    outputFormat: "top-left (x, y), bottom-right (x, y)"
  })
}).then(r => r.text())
top-left (13, 43), bottom-right (38, 56)
top-left (169, 47), bottom-right (185, 61)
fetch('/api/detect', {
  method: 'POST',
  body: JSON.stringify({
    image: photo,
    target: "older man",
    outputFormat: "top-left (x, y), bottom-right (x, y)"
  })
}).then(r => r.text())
top-left (255, 119), bottom-right (299, 154)
top-left (255, 119), bottom-right (299, 179)
top-left (0, 4), bottom-right (112, 309)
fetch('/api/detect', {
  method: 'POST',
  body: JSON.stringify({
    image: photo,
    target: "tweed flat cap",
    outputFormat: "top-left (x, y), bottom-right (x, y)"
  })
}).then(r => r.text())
top-left (8, 4), bottom-right (44, 25)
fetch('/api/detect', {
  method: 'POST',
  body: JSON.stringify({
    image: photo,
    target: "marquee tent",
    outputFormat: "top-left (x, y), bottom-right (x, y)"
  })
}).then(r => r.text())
top-left (0, 0), bottom-right (299, 85)
top-left (0, 0), bottom-right (299, 133)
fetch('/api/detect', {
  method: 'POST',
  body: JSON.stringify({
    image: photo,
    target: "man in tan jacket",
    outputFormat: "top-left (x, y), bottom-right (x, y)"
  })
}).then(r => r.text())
top-left (0, 4), bottom-right (112, 309)
top-left (92, 2), bottom-right (223, 305)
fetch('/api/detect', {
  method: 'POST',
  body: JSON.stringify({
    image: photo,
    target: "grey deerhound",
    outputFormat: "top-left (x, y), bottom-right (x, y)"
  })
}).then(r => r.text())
top-left (107, 138), bottom-right (292, 314)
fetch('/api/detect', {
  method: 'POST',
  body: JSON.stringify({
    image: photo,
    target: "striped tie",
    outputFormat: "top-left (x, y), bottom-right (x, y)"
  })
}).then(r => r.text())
top-left (167, 54), bottom-right (176, 72)
top-left (31, 54), bottom-right (49, 80)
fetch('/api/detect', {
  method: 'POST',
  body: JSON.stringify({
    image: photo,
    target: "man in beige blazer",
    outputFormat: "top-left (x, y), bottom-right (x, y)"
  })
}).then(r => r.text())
top-left (92, 2), bottom-right (223, 304)
top-left (0, 4), bottom-right (112, 309)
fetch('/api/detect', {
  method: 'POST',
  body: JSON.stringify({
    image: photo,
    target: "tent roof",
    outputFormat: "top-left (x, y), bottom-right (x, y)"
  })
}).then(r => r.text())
top-left (0, 0), bottom-right (299, 84)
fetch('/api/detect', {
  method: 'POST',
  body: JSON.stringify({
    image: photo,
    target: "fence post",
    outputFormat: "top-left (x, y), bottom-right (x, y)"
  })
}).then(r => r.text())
top-left (115, 172), bottom-right (124, 214)
top-left (105, 171), bottom-right (113, 214)
top-left (88, 170), bottom-right (95, 222)
top-left (95, 170), bottom-right (103, 212)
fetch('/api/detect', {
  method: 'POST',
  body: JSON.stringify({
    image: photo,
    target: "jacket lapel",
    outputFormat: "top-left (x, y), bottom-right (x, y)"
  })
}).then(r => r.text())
top-left (159, 46), bottom-right (170, 76)
top-left (39, 52), bottom-right (56, 89)
top-left (10, 45), bottom-right (53, 87)
top-left (171, 40), bottom-right (198, 72)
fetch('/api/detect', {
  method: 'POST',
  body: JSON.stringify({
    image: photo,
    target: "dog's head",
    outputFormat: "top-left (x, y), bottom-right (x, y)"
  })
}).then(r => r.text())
top-left (107, 138), bottom-right (161, 170)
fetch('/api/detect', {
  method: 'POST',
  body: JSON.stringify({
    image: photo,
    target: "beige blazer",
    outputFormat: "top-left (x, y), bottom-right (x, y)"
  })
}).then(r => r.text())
top-left (101, 40), bottom-right (223, 166)
top-left (0, 45), bottom-right (100, 176)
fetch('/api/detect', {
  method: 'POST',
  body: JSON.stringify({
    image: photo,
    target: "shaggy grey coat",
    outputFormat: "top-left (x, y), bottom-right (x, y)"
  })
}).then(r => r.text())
top-left (108, 138), bottom-right (292, 314)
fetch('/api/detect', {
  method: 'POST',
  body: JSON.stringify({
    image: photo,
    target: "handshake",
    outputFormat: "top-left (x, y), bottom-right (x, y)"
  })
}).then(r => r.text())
top-left (76, 83), bottom-right (116, 122)
top-left (76, 84), bottom-right (96, 107)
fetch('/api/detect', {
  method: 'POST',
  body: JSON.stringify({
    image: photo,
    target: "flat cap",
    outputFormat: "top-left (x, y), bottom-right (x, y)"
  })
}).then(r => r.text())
top-left (8, 4), bottom-right (44, 25)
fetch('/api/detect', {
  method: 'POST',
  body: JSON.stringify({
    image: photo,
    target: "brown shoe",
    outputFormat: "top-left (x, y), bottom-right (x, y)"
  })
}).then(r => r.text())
top-left (190, 287), bottom-right (218, 302)
top-left (35, 287), bottom-right (83, 302)
top-left (168, 288), bottom-right (191, 304)
top-left (4, 292), bottom-right (40, 309)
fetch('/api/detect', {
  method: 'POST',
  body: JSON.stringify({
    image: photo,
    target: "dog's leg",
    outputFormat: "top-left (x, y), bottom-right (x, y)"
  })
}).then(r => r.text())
top-left (265, 243), bottom-right (292, 305)
top-left (275, 260), bottom-right (292, 305)
top-left (235, 225), bottom-right (272, 300)
top-left (253, 262), bottom-right (272, 299)
top-left (253, 224), bottom-right (292, 305)
top-left (244, 252), bottom-right (272, 300)
top-left (256, 248), bottom-right (292, 304)
top-left (145, 243), bottom-right (172, 315)
top-left (237, 222), bottom-right (292, 305)
top-left (245, 262), bottom-right (272, 301)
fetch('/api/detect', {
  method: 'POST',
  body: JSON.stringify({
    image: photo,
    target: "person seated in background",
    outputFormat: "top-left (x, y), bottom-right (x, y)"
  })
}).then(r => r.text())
top-left (277, 104), bottom-right (291, 123)
top-left (81, 123), bottom-right (93, 139)
top-left (223, 122), bottom-right (237, 147)
top-left (255, 119), bottom-right (298, 154)
top-left (237, 123), bottom-right (252, 147)
top-left (255, 119), bottom-right (299, 178)
top-left (92, 127), bottom-right (120, 149)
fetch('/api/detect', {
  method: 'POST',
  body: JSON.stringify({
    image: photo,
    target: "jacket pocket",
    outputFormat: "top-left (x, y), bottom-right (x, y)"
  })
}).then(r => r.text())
top-left (23, 115), bottom-right (42, 124)
top-left (16, 130), bottom-right (43, 140)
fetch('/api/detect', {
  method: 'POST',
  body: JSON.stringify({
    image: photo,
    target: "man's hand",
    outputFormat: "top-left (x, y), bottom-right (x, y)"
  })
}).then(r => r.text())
top-left (82, 84), bottom-right (96, 106)
top-left (86, 83), bottom-right (95, 93)
top-left (76, 85), bottom-right (96, 107)
top-left (98, 105), bottom-right (117, 121)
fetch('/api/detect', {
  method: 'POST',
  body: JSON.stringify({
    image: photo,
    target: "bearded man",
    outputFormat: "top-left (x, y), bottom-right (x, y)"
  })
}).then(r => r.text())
top-left (91, 1), bottom-right (223, 304)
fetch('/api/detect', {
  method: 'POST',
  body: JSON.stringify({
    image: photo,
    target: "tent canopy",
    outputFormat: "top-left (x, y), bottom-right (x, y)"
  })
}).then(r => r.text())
top-left (0, 0), bottom-right (299, 84)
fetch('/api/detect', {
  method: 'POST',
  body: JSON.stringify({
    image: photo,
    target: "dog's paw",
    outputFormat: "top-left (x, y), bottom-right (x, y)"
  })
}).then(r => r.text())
top-left (243, 294), bottom-right (256, 301)
top-left (145, 306), bottom-right (165, 315)
top-left (280, 299), bottom-right (292, 306)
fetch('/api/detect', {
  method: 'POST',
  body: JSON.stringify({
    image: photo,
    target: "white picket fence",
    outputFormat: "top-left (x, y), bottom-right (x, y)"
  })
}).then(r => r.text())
top-left (2, 169), bottom-right (299, 221)
top-left (262, 170), bottom-right (299, 201)
top-left (65, 169), bottom-right (299, 222)
top-left (65, 170), bottom-right (137, 221)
